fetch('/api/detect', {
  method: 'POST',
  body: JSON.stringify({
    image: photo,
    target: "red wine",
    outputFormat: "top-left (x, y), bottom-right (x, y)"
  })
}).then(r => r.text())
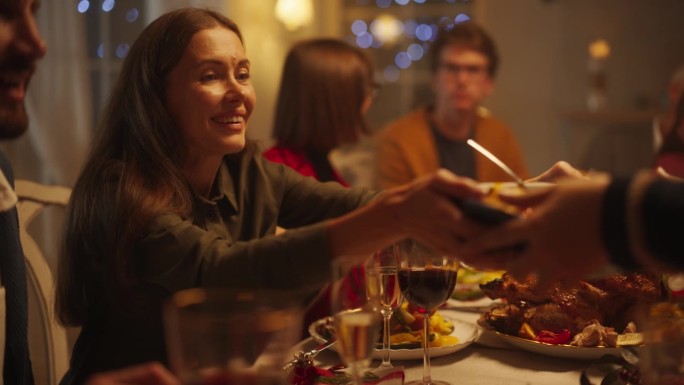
top-left (398, 267), bottom-right (457, 311)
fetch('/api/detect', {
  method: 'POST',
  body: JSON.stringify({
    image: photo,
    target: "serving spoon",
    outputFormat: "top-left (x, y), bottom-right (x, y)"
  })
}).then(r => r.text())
top-left (467, 139), bottom-right (526, 189)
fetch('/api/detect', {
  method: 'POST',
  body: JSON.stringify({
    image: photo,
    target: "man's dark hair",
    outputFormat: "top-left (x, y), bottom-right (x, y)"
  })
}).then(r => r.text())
top-left (429, 22), bottom-right (499, 78)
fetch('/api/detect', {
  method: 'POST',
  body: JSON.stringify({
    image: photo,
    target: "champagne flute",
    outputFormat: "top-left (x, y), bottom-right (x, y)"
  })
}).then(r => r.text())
top-left (330, 259), bottom-right (382, 385)
top-left (398, 240), bottom-right (459, 385)
top-left (365, 244), bottom-right (402, 369)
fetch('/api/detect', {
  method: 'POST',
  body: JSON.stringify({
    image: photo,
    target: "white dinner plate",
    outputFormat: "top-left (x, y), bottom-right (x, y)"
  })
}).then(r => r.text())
top-left (491, 330), bottom-right (623, 360)
top-left (308, 311), bottom-right (478, 361)
top-left (446, 297), bottom-right (499, 312)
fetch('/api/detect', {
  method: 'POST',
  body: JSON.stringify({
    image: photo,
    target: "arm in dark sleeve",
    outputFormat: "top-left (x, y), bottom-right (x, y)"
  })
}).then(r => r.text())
top-left (640, 178), bottom-right (684, 270)
top-left (138, 154), bottom-right (379, 294)
top-left (601, 177), bottom-right (639, 270)
top-left (138, 214), bottom-right (335, 293)
top-left (602, 176), bottom-right (684, 271)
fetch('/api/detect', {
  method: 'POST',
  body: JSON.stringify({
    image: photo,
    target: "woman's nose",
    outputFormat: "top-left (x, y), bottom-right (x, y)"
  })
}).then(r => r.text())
top-left (224, 81), bottom-right (247, 104)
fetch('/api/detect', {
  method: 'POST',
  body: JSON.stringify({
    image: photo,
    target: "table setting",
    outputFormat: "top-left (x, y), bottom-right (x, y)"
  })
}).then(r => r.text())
top-left (158, 155), bottom-right (683, 384)
top-left (282, 237), bottom-right (680, 385)
top-left (159, 251), bottom-right (681, 385)
top-left (290, 258), bottom-right (599, 385)
top-left (289, 287), bottom-right (672, 385)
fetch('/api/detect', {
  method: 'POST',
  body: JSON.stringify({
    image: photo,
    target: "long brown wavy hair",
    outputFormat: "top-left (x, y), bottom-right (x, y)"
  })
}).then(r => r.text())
top-left (55, 8), bottom-right (244, 326)
top-left (271, 38), bottom-right (375, 153)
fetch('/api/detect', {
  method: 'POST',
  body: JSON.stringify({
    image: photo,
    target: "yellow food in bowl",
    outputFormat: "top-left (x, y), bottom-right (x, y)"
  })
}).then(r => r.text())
top-left (389, 303), bottom-right (458, 347)
top-left (477, 182), bottom-right (554, 215)
top-left (457, 265), bottom-right (505, 285)
top-left (479, 183), bottom-right (520, 215)
top-left (388, 331), bottom-right (460, 348)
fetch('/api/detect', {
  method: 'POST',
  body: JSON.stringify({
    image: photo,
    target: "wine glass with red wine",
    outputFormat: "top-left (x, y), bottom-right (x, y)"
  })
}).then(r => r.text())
top-left (397, 239), bottom-right (459, 385)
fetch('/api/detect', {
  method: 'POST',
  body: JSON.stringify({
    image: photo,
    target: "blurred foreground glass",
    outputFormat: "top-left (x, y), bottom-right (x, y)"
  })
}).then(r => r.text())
top-left (640, 301), bottom-right (684, 385)
top-left (330, 259), bottom-right (382, 385)
top-left (164, 288), bottom-right (305, 385)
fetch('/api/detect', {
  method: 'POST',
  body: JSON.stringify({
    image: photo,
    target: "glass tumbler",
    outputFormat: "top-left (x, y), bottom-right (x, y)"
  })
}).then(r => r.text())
top-left (164, 288), bottom-right (305, 385)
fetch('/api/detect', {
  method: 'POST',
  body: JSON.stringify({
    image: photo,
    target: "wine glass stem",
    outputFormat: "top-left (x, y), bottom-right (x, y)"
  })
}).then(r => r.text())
top-left (381, 313), bottom-right (392, 367)
top-left (351, 363), bottom-right (363, 385)
top-left (422, 313), bottom-right (432, 384)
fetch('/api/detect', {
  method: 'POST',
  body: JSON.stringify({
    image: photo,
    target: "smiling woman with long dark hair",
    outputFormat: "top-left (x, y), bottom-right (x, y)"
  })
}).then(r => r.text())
top-left (55, 7), bottom-right (486, 383)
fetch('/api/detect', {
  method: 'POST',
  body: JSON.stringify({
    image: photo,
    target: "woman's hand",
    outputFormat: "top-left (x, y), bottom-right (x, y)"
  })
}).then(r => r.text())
top-left (327, 169), bottom-right (486, 261)
top-left (461, 177), bottom-right (612, 289)
top-left (381, 169), bottom-right (488, 253)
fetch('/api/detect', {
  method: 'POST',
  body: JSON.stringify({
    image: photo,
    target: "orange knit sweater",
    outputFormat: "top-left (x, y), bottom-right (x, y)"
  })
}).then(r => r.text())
top-left (375, 107), bottom-right (529, 189)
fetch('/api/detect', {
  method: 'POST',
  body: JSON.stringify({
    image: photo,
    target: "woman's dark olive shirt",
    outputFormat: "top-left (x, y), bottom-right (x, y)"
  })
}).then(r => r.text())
top-left (60, 145), bottom-right (377, 384)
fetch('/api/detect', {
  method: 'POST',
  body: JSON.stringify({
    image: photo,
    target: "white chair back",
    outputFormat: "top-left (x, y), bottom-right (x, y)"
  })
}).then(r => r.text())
top-left (15, 180), bottom-right (71, 385)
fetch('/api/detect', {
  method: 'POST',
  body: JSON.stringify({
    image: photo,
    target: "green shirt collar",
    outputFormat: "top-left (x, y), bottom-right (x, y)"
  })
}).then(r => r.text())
top-left (196, 158), bottom-right (239, 215)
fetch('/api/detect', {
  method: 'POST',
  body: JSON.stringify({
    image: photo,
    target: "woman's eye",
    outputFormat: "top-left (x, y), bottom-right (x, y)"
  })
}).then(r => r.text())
top-left (237, 71), bottom-right (251, 82)
top-left (200, 73), bottom-right (218, 82)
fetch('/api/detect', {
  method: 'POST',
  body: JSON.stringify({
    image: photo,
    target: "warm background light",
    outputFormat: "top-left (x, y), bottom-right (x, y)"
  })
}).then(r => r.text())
top-left (588, 39), bottom-right (611, 59)
top-left (275, 0), bottom-right (313, 31)
top-left (369, 13), bottom-right (404, 45)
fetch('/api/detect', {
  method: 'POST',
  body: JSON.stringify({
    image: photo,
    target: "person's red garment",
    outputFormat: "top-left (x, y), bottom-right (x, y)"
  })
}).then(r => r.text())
top-left (263, 146), bottom-right (349, 187)
top-left (655, 152), bottom-right (684, 178)
top-left (263, 145), bottom-right (360, 337)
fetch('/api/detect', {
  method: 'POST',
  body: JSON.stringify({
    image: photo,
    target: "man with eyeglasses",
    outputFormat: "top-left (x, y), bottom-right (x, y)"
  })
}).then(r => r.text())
top-left (376, 21), bottom-right (529, 189)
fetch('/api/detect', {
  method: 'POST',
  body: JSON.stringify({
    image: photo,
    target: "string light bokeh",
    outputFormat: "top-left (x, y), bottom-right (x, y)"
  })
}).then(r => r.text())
top-left (75, 0), bottom-right (475, 133)
top-left (344, 0), bottom-right (473, 84)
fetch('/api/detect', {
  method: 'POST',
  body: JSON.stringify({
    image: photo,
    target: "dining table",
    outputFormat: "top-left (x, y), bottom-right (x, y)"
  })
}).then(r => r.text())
top-left (296, 308), bottom-right (608, 385)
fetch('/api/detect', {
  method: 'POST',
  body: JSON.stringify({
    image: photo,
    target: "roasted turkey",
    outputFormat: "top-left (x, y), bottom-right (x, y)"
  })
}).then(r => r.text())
top-left (479, 272), bottom-right (664, 337)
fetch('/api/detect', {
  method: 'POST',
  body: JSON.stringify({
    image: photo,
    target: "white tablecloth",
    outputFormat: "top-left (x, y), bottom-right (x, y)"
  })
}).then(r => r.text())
top-left (302, 309), bottom-right (597, 385)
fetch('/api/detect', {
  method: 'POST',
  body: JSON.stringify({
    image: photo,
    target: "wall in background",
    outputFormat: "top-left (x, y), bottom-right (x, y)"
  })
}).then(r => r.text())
top-left (476, 0), bottom-right (684, 175)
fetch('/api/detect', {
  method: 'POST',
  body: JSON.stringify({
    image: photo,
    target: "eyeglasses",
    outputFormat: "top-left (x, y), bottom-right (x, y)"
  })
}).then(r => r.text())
top-left (438, 62), bottom-right (488, 80)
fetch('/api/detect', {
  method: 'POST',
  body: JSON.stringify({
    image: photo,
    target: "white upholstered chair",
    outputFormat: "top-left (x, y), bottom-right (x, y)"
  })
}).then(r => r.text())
top-left (15, 180), bottom-right (71, 385)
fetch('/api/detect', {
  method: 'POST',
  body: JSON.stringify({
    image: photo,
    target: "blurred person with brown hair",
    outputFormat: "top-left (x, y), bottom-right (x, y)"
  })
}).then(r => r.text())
top-left (264, 38), bottom-right (376, 187)
top-left (375, 21), bottom-right (528, 189)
